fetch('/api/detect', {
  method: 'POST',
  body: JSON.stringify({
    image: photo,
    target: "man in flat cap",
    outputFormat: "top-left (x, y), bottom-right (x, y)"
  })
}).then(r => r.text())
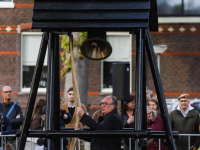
top-left (170, 94), bottom-right (200, 150)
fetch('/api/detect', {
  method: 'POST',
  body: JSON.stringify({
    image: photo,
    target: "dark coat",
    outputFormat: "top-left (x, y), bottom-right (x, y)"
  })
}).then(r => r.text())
top-left (0, 112), bottom-right (12, 135)
top-left (80, 109), bottom-right (123, 150)
top-left (170, 107), bottom-right (200, 150)
top-left (121, 110), bottom-right (135, 150)
top-left (42, 106), bottom-right (72, 128)
top-left (0, 102), bottom-right (23, 134)
top-left (147, 116), bottom-right (167, 150)
top-left (30, 113), bottom-right (45, 130)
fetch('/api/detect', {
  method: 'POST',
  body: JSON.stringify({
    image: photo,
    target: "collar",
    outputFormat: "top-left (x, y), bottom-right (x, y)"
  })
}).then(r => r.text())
top-left (176, 104), bottom-right (194, 117)
top-left (68, 105), bottom-right (75, 108)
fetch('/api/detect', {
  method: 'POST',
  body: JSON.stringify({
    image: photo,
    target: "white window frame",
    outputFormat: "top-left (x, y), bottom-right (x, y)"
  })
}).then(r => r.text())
top-left (21, 32), bottom-right (47, 94)
top-left (100, 32), bottom-right (132, 95)
top-left (0, 0), bottom-right (14, 8)
top-left (158, 17), bottom-right (200, 23)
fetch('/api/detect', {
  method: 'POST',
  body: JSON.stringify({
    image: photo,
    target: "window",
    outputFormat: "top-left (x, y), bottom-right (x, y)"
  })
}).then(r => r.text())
top-left (0, 0), bottom-right (14, 8)
top-left (101, 32), bottom-right (132, 94)
top-left (157, 0), bottom-right (200, 15)
top-left (21, 32), bottom-right (48, 93)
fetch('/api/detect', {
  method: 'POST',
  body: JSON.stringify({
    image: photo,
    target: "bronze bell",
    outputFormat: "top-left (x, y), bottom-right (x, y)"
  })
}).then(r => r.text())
top-left (80, 31), bottom-right (112, 60)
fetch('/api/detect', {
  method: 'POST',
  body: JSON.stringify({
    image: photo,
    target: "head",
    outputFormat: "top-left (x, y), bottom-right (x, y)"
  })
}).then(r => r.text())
top-left (146, 106), bottom-right (157, 122)
top-left (2, 86), bottom-right (12, 104)
top-left (67, 87), bottom-right (74, 103)
top-left (147, 98), bottom-right (159, 112)
top-left (100, 95), bottom-right (117, 115)
top-left (178, 94), bottom-right (190, 110)
top-left (146, 90), bottom-right (153, 101)
top-left (124, 95), bottom-right (135, 111)
top-left (34, 99), bottom-right (46, 114)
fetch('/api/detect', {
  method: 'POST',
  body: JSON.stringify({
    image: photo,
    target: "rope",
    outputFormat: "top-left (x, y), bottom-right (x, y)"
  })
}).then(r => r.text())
top-left (69, 34), bottom-right (81, 150)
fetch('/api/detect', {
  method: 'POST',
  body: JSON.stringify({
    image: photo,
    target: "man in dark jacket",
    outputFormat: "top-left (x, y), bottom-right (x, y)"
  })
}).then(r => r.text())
top-left (77, 95), bottom-right (123, 150)
top-left (170, 94), bottom-right (200, 150)
top-left (0, 86), bottom-right (23, 148)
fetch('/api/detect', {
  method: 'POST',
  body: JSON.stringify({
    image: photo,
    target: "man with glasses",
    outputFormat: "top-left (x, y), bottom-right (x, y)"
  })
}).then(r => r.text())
top-left (77, 95), bottom-right (123, 150)
top-left (0, 86), bottom-right (23, 148)
top-left (170, 94), bottom-right (200, 150)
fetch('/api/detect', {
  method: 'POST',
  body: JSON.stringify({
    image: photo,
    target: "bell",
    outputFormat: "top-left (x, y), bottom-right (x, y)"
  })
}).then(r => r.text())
top-left (80, 31), bottom-right (112, 60)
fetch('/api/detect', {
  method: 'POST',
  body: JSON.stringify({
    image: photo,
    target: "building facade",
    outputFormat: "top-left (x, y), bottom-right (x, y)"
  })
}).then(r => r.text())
top-left (0, 0), bottom-right (200, 115)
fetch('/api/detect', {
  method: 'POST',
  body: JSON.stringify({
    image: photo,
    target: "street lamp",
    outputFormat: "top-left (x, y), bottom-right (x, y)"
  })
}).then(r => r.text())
top-left (153, 44), bottom-right (167, 73)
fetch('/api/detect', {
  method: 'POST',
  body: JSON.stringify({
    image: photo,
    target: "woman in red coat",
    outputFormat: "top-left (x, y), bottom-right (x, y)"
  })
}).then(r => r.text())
top-left (147, 107), bottom-right (167, 150)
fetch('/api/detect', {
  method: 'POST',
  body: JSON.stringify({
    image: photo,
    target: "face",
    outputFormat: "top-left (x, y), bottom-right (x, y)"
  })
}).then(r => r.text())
top-left (179, 98), bottom-right (190, 110)
top-left (127, 100), bottom-right (135, 110)
top-left (2, 86), bottom-right (12, 104)
top-left (147, 109), bottom-right (153, 121)
top-left (100, 97), bottom-right (115, 115)
top-left (67, 91), bottom-right (74, 102)
top-left (148, 101), bottom-right (158, 111)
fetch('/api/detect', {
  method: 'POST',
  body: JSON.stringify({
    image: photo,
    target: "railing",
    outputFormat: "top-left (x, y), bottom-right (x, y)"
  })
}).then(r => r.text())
top-left (0, 134), bottom-right (199, 150)
top-left (126, 134), bottom-right (200, 150)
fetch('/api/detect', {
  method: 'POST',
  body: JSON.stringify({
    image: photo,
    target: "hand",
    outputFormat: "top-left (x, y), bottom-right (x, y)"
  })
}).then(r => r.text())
top-left (77, 123), bottom-right (83, 130)
top-left (77, 107), bottom-right (84, 117)
top-left (127, 116), bottom-right (134, 124)
top-left (191, 146), bottom-right (197, 150)
top-left (63, 114), bottom-right (68, 119)
top-left (16, 115), bottom-right (20, 119)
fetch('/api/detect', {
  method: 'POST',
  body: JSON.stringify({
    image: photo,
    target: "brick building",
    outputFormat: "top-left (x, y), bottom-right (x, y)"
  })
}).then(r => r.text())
top-left (0, 0), bottom-right (200, 115)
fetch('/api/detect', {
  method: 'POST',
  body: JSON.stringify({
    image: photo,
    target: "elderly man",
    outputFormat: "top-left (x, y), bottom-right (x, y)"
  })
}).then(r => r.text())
top-left (170, 94), bottom-right (200, 150)
top-left (77, 95), bottom-right (123, 150)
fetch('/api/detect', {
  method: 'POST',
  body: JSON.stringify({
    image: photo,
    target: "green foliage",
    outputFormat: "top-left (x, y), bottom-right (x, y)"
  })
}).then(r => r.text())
top-left (60, 32), bottom-right (87, 78)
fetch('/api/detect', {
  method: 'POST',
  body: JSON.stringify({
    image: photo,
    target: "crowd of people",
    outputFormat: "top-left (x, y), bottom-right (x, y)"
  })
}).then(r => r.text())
top-left (0, 85), bottom-right (200, 150)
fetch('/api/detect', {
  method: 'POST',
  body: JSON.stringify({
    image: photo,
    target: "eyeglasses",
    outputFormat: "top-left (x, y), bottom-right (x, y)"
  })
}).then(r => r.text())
top-left (3, 91), bottom-right (12, 94)
top-left (100, 102), bottom-right (114, 106)
top-left (147, 111), bottom-right (153, 116)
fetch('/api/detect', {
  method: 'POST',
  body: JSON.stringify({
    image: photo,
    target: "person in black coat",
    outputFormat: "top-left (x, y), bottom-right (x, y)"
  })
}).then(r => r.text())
top-left (0, 112), bottom-right (12, 135)
top-left (0, 86), bottom-right (23, 149)
top-left (41, 99), bottom-right (72, 150)
top-left (77, 95), bottom-right (123, 150)
top-left (0, 111), bottom-right (12, 147)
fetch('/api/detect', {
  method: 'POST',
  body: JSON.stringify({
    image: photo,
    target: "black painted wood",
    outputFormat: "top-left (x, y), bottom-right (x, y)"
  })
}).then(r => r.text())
top-left (32, 0), bottom-right (158, 31)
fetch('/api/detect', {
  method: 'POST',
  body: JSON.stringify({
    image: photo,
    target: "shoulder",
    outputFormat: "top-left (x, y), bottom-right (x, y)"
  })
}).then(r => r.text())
top-left (62, 102), bottom-right (68, 108)
top-left (81, 103), bottom-right (87, 112)
top-left (81, 103), bottom-right (86, 108)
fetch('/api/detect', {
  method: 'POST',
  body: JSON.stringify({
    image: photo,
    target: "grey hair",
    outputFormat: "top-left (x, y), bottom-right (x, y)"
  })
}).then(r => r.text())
top-left (2, 86), bottom-right (12, 92)
top-left (107, 95), bottom-right (118, 110)
top-left (146, 106), bottom-right (157, 121)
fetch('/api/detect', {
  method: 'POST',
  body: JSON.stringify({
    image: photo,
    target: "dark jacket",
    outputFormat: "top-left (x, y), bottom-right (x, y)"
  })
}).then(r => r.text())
top-left (30, 113), bottom-right (45, 130)
top-left (170, 105), bottom-right (200, 150)
top-left (121, 110), bottom-right (135, 150)
top-left (0, 102), bottom-right (23, 134)
top-left (80, 109), bottom-right (123, 150)
top-left (42, 106), bottom-right (72, 128)
top-left (0, 112), bottom-right (12, 135)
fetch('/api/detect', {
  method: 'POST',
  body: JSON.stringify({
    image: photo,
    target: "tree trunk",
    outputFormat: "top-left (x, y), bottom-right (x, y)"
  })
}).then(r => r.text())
top-left (63, 32), bottom-right (89, 106)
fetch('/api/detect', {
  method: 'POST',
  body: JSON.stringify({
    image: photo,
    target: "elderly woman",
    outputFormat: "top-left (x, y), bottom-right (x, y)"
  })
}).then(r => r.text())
top-left (147, 106), bottom-right (167, 150)
top-left (121, 95), bottom-right (135, 150)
